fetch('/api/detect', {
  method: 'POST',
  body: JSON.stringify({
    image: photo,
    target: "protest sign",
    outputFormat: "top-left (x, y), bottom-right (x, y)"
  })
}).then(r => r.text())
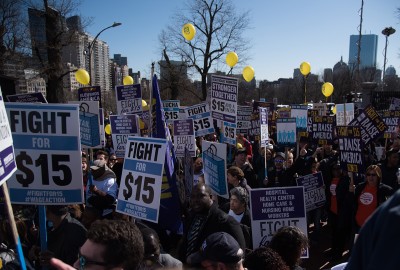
top-left (249, 101), bottom-right (274, 138)
top-left (277, 118), bottom-right (296, 148)
top-left (202, 140), bottom-right (228, 198)
top-left (260, 107), bottom-right (269, 147)
top-left (296, 172), bottom-right (326, 212)
top-left (349, 105), bottom-right (387, 145)
top-left (185, 103), bottom-right (214, 137)
top-left (337, 126), bottom-right (364, 173)
top-left (78, 86), bottom-right (102, 106)
top-left (306, 110), bottom-right (318, 135)
top-left (0, 89), bottom-right (17, 186)
top-left (336, 103), bottom-right (354, 126)
top-left (69, 101), bottom-right (101, 148)
top-left (115, 84), bottom-right (142, 115)
top-left (291, 105), bottom-right (308, 132)
top-left (6, 103), bottom-right (83, 204)
top-left (162, 100), bottom-right (180, 123)
top-left (116, 136), bottom-right (167, 223)
top-left (381, 110), bottom-right (400, 139)
top-left (389, 97), bottom-right (400, 110)
top-left (313, 103), bottom-right (327, 116)
top-left (221, 121), bottom-right (236, 146)
top-left (311, 115), bottom-right (335, 145)
top-left (250, 187), bottom-right (307, 249)
top-left (237, 105), bottom-right (252, 135)
top-left (7, 92), bottom-right (47, 103)
top-left (109, 114), bottom-right (140, 158)
top-left (173, 119), bottom-right (195, 157)
top-left (210, 75), bottom-right (238, 123)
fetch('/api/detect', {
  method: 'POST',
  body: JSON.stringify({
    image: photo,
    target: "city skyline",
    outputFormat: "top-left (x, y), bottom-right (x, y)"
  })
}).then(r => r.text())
top-left (76, 1), bottom-right (399, 81)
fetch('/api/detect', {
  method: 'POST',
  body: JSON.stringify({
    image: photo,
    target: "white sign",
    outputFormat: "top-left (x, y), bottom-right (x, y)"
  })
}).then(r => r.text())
top-left (116, 136), bottom-right (167, 223)
top-left (6, 103), bottom-right (83, 204)
top-left (336, 103), bottom-right (354, 126)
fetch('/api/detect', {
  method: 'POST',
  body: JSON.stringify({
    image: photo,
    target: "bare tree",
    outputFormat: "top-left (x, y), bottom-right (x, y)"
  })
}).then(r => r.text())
top-left (160, 0), bottom-right (251, 101)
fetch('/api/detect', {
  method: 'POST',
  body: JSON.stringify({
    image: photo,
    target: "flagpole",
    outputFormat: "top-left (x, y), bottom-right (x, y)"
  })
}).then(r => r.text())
top-left (149, 62), bottom-right (155, 137)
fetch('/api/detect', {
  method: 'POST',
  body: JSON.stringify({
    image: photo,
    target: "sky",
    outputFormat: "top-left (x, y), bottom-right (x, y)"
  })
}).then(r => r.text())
top-left (78, 0), bottom-right (400, 81)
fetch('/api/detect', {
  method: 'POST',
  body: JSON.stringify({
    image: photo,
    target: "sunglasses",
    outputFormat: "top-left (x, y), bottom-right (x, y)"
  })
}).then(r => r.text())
top-left (274, 159), bottom-right (284, 163)
top-left (78, 252), bottom-right (109, 270)
top-left (110, 158), bottom-right (117, 161)
top-left (366, 173), bottom-right (377, 177)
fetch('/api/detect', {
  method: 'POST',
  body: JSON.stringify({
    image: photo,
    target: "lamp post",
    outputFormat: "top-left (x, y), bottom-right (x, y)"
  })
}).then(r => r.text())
top-left (87, 22), bottom-right (122, 86)
top-left (381, 27), bottom-right (395, 88)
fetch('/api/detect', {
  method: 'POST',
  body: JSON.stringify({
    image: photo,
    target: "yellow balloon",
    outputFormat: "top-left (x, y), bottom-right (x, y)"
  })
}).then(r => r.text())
top-left (332, 105), bottom-right (337, 114)
top-left (75, 69), bottom-right (90, 85)
top-left (242, 66), bottom-right (255, 82)
top-left (142, 99), bottom-right (147, 107)
top-left (300, 62), bottom-right (311, 76)
top-left (123, 76), bottom-right (134, 85)
top-left (104, 124), bottom-right (111, 135)
top-left (322, 82), bottom-right (334, 97)
top-left (139, 119), bottom-right (145, 129)
top-left (182, 23), bottom-right (196, 41)
top-left (226, 52), bottom-right (238, 68)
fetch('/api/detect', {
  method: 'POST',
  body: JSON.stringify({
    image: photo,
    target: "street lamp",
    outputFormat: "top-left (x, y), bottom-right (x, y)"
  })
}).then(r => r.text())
top-left (87, 22), bottom-right (122, 85)
top-left (381, 27), bottom-right (395, 87)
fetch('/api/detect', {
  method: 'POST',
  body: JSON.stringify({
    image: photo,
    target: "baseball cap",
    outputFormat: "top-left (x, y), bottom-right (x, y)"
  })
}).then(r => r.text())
top-left (90, 159), bottom-right (107, 170)
top-left (235, 147), bottom-right (247, 156)
top-left (275, 152), bottom-right (286, 160)
top-left (187, 232), bottom-right (244, 265)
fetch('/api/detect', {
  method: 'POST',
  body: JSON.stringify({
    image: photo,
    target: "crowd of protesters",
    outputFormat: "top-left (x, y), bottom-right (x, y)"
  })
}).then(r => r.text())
top-left (0, 118), bottom-right (399, 269)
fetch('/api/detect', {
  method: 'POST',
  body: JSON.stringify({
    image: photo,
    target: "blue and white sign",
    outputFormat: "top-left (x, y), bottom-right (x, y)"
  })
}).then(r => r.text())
top-left (250, 187), bottom-right (307, 250)
top-left (173, 119), bottom-right (195, 157)
top-left (162, 100), bottom-right (180, 123)
top-left (5, 103), bottom-right (83, 204)
top-left (0, 89), bottom-right (17, 186)
top-left (202, 141), bottom-right (228, 198)
top-left (185, 103), bottom-right (214, 137)
top-left (210, 75), bottom-right (238, 123)
top-left (116, 137), bottom-right (167, 223)
top-left (291, 105), bottom-right (308, 132)
top-left (115, 84), bottom-right (142, 115)
top-left (296, 172), bottom-right (326, 212)
top-left (221, 121), bottom-right (236, 146)
top-left (110, 114), bottom-right (140, 158)
top-left (69, 101), bottom-right (101, 148)
top-left (277, 118), bottom-right (297, 148)
top-left (259, 107), bottom-right (269, 147)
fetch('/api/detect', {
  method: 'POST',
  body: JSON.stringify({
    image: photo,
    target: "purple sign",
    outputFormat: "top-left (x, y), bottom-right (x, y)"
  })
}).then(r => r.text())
top-left (110, 115), bottom-right (139, 158)
top-left (173, 119), bottom-right (195, 157)
top-left (210, 75), bottom-right (238, 123)
top-left (311, 115), bottom-right (335, 145)
top-left (78, 86), bottom-right (102, 106)
top-left (7, 92), bottom-right (47, 103)
top-left (296, 172), bottom-right (326, 211)
top-left (115, 84), bottom-right (142, 115)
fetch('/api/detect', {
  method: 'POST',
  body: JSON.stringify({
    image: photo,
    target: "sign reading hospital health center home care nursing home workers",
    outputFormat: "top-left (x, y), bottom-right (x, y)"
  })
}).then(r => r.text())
top-left (117, 137), bottom-right (167, 223)
top-left (5, 103), bottom-right (83, 204)
top-left (115, 84), bottom-right (142, 115)
top-left (0, 88), bottom-right (17, 186)
top-left (110, 114), bottom-right (140, 158)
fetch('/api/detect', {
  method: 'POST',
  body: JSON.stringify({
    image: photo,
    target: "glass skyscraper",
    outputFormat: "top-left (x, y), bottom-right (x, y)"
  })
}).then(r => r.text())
top-left (348, 34), bottom-right (378, 70)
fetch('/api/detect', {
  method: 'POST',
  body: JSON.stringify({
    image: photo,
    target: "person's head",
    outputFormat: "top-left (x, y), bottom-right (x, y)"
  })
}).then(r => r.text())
top-left (260, 146), bottom-right (274, 161)
top-left (82, 156), bottom-right (88, 175)
top-left (269, 226), bottom-right (308, 269)
top-left (244, 246), bottom-right (290, 270)
top-left (190, 232), bottom-right (245, 270)
top-left (229, 187), bottom-right (248, 215)
top-left (234, 148), bottom-right (247, 167)
top-left (386, 148), bottom-right (399, 167)
top-left (274, 152), bottom-right (286, 170)
top-left (322, 144), bottom-right (333, 154)
top-left (108, 154), bottom-right (118, 167)
top-left (96, 150), bottom-right (109, 162)
top-left (190, 183), bottom-right (213, 214)
top-left (90, 159), bottom-right (107, 180)
top-left (140, 227), bottom-right (162, 268)
top-left (227, 166), bottom-right (245, 187)
top-left (193, 157), bottom-right (204, 174)
top-left (286, 152), bottom-right (294, 168)
top-left (365, 165), bottom-right (382, 187)
top-left (46, 205), bottom-right (69, 218)
top-left (73, 219), bottom-right (144, 270)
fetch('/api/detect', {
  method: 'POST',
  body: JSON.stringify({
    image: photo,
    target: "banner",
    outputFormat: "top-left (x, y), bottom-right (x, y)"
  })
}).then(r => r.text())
top-left (296, 172), bottom-right (326, 212)
top-left (110, 114), bottom-right (140, 158)
top-left (260, 107), bottom-right (269, 147)
top-left (185, 103), bottom-right (214, 137)
top-left (0, 89), bottom-right (17, 185)
top-left (336, 103), bottom-right (354, 126)
top-left (173, 119), bottom-right (196, 157)
top-left (78, 86), bottom-right (102, 106)
top-left (210, 75), bottom-right (238, 123)
top-left (7, 92), bottom-right (47, 103)
top-left (115, 84), bottom-right (142, 115)
top-left (202, 140), bottom-right (228, 198)
top-left (237, 105), bottom-right (252, 135)
top-left (337, 126), bottom-right (364, 173)
top-left (349, 105), bottom-right (387, 145)
top-left (311, 115), bottom-right (335, 145)
top-left (162, 100), bottom-right (180, 123)
top-left (276, 118), bottom-right (296, 148)
top-left (6, 103), bottom-right (83, 204)
top-left (291, 105), bottom-right (308, 132)
top-left (116, 136), bottom-right (167, 223)
top-left (250, 187), bottom-right (307, 249)
top-left (381, 110), bottom-right (400, 139)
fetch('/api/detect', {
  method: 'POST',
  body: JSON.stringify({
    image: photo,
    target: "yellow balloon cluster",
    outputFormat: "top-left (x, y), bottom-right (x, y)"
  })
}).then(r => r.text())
top-left (242, 66), bottom-right (255, 82)
top-left (300, 62), bottom-right (311, 76)
top-left (142, 99), bottom-right (147, 108)
top-left (322, 82), bottom-right (334, 97)
top-left (75, 69), bottom-right (90, 85)
top-left (182, 23), bottom-right (196, 41)
top-left (226, 52), bottom-right (238, 68)
top-left (104, 124), bottom-right (111, 135)
top-left (123, 76), bottom-right (134, 85)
